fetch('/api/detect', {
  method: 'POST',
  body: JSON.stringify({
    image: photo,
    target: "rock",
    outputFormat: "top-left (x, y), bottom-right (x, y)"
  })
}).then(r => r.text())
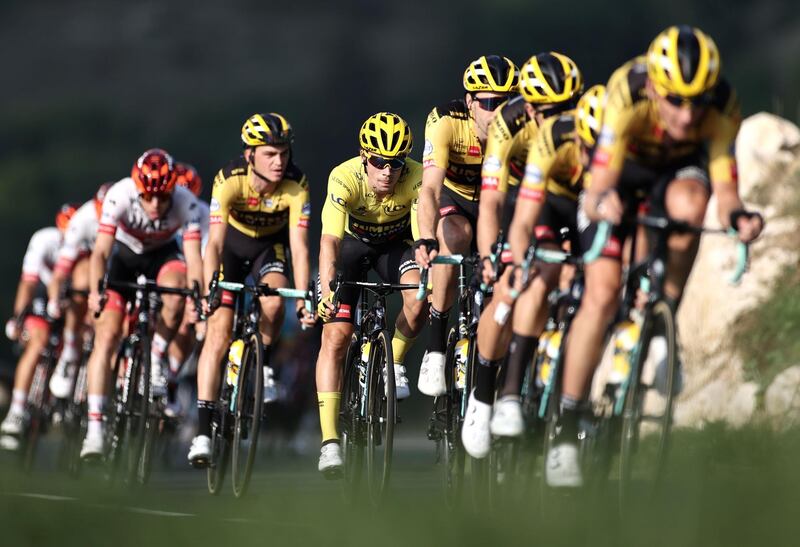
top-left (736, 112), bottom-right (800, 197)
top-left (764, 365), bottom-right (800, 429)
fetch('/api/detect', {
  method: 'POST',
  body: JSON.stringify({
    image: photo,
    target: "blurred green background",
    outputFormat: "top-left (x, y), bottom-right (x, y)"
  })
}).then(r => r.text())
top-left (1, 0), bottom-right (799, 371)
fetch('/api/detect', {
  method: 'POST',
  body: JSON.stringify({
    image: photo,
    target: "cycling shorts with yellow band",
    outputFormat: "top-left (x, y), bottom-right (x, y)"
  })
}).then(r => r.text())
top-left (592, 56), bottom-right (740, 187)
top-left (481, 95), bottom-right (539, 195)
top-left (317, 235), bottom-right (417, 324)
top-left (321, 156), bottom-right (422, 245)
top-left (210, 156), bottom-right (311, 239)
top-left (218, 225), bottom-right (291, 308)
top-left (422, 99), bottom-right (486, 202)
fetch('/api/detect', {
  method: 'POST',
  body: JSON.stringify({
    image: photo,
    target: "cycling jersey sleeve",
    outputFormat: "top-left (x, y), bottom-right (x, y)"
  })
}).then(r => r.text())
top-left (21, 229), bottom-right (58, 283)
top-left (422, 108), bottom-right (453, 172)
top-left (482, 110), bottom-right (515, 194)
top-left (707, 89), bottom-right (742, 186)
top-left (288, 176), bottom-right (311, 230)
top-left (321, 169), bottom-right (354, 240)
top-left (209, 169), bottom-right (234, 227)
top-left (519, 128), bottom-right (554, 203)
top-left (55, 201), bottom-right (94, 275)
top-left (97, 180), bottom-right (128, 238)
top-left (591, 81), bottom-right (634, 173)
top-left (176, 187), bottom-right (202, 241)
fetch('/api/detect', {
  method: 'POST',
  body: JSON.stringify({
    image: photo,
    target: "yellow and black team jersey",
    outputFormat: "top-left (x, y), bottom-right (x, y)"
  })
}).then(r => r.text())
top-left (594, 56), bottom-right (741, 185)
top-left (322, 156), bottom-right (423, 245)
top-left (422, 99), bottom-right (485, 201)
top-left (209, 156), bottom-right (311, 238)
top-left (481, 95), bottom-right (540, 194)
top-left (520, 112), bottom-right (584, 203)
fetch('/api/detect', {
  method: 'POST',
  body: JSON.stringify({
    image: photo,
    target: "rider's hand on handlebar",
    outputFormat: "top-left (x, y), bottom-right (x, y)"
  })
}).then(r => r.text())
top-left (590, 189), bottom-right (624, 225)
top-left (316, 292), bottom-right (338, 323)
top-left (413, 238), bottom-right (439, 269)
top-left (5, 318), bottom-right (19, 341)
top-left (480, 257), bottom-right (496, 288)
top-left (731, 209), bottom-right (764, 243)
top-left (296, 303), bottom-right (317, 328)
top-left (88, 290), bottom-right (103, 315)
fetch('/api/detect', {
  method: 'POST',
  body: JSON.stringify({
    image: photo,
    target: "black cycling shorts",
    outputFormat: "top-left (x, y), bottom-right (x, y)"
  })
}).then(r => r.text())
top-left (439, 184), bottom-right (479, 239)
top-left (105, 240), bottom-right (186, 311)
top-left (536, 192), bottom-right (579, 251)
top-left (578, 155), bottom-right (710, 260)
top-left (321, 235), bottom-right (417, 324)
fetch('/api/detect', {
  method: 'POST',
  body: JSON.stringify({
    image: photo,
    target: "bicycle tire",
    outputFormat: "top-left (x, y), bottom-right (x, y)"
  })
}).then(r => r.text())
top-left (340, 334), bottom-right (364, 504)
top-left (539, 325), bottom-right (568, 509)
top-left (64, 361), bottom-right (88, 478)
top-left (207, 383), bottom-right (232, 495)
top-left (619, 300), bottom-right (676, 511)
top-left (21, 359), bottom-right (51, 473)
top-left (106, 341), bottom-right (133, 481)
top-left (232, 332), bottom-right (265, 498)
top-left (125, 335), bottom-right (150, 485)
top-left (438, 327), bottom-right (464, 509)
top-left (365, 329), bottom-right (395, 506)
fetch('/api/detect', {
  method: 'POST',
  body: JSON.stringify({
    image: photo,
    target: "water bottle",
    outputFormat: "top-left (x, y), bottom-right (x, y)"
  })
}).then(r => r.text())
top-left (226, 339), bottom-right (245, 386)
top-left (454, 338), bottom-right (469, 390)
top-left (608, 318), bottom-right (641, 386)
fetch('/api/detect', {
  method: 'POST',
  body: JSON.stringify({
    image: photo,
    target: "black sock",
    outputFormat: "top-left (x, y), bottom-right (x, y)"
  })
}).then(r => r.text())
top-left (557, 395), bottom-right (581, 442)
top-left (500, 333), bottom-right (538, 398)
top-left (474, 354), bottom-right (500, 404)
top-left (197, 400), bottom-right (216, 438)
top-left (428, 307), bottom-right (450, 354)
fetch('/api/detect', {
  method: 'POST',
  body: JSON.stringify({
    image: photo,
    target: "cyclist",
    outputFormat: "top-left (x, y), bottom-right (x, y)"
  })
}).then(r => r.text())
top-left (80, 149), bottom-right (204, 459)
top-left (188, 113), bottom-right (314, 466)
top-left (47, 184), bottom-right (112, 399)
top-left (414, 55), bottom-right (519, 397)
top-left (548, 26), bottom-right (763, 486)
top-left (460, 52), bottom-right (585, 457)
top-left (315, 112), bottom-right (426, 476)
top-left (165, 162), bottom-right (208, 417)
top-left (1, 204), bottom-right (77, 450)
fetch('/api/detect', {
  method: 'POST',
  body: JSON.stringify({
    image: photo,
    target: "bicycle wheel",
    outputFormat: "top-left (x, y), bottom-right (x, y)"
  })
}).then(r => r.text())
top-left (232, 332), bottom-right (264, 498)
top-left (22, 360), bottom-right (50, 473)
top-left (207, 384), bottom-right (232, 495)
top-left (64, 362), bottom-right (88, 478)
top-left (137, 393), bottom-right (161, 485)
top-left (437, 328), bottom-right (465, 508)
top-left (106, 341), bottom-right (133, 481)
top-left (365, 330), bottom-right (395, 506)
top-left (540, 327), bottom-right (567, 508)
top-left (619, 300), bottom-right (677, 511)
top-left (340, 334), bottom-right (364, 503)
top-left (124, 336), bottom-right (150, 485)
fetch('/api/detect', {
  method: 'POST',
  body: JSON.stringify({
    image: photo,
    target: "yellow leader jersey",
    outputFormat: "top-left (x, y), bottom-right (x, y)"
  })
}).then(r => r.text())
top-left (209, 156), bottom-right (310, 238)
top-left (593, 56), bottom-right (741, 185)
top-left (322, 156), bottom-right (422, 245)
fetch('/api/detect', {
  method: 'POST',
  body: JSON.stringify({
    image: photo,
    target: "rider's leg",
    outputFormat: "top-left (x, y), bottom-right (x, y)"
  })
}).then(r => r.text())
top-left (152, 261), bottom-right (188, 383)
top-left (83, 294), bottom-right (124, 448)
top-left (194, 306), bottom-right (233, 440)
top-left (4, 319), bottom-right (48, 421)
top-left (50, 259), bottom-right (90, 398)
top-left (662, 178), bottom-right (710, 306)
top-left (316, 321), bottom-right (355, 445)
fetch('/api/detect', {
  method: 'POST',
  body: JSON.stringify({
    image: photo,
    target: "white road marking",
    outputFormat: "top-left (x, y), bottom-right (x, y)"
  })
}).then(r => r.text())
top-left (127, 507), bottom-right (195, 518)
top-left (13, 493), bottom-right (78, 502)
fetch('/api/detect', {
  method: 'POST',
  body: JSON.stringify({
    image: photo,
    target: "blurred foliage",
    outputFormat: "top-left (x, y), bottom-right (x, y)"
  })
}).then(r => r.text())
top-left (1, 0), bottom-right (799, 369)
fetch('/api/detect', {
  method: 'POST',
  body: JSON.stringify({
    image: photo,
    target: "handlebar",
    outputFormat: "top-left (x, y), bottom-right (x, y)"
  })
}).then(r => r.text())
top-left (94, 275), bottom-right (202, 319)
top-left (415, 254), bottom-right (466, 301)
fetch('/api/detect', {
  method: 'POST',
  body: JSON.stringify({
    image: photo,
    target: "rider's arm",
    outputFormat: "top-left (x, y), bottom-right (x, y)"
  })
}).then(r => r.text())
top-left (89, 231), bottom-right (115, 307)
top-left (477, 190), bottom-right (504, 259)
top-left (707, 92), bottom-right (749, 230)
top-left (17, 229), bottom-right (53, 316)
top-left (12, 280), bottom-right (37, 319)
top-left (477, 109), bottom-right (515, 257)
top-left (289, 181), bottom-right (312, 312)
top-left (319, 168), bottom-right (352, 301)
top-left (204, 171), bottom-right (234, 287)
top-left (318, 234), bottom-right (341, 303)
top-left (417, 108), bottom-right (452, 244)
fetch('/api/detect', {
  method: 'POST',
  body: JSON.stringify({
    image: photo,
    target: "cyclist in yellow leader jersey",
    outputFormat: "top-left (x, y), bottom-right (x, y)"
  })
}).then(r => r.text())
top-left (548, 26), bottom-right (763, 487)
top-left (315, 113), bottom-right (428, 477)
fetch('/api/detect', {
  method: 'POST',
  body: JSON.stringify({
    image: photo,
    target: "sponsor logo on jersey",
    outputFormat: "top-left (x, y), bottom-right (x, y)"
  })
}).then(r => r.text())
top-left (518, 187), bottom-right (544, 202)
top-left (247, 197), bottom-right (259, 207)
top-left (423, 139), bottom-right (433, 156)
top-left (423, 159), bottom-right (437, 169)
top-left (384, 203), bottom-right (407, 216)
top-left (439, 205), bottom-right (458, 216)
top-left (302, 202), bottom-right (311, 215)
top-left (597, 128), bottom-right (615, 147)
top-left (483, 155), bottom-right (501, 173)
top-left (524, 164), bottom-right (543, 183)
top-left (335, 304), bottom-right (352, 320)
top-left (467, 145), bottom-right (481, 157)
top-left (481, 177), bottom-right (499, 191)
top-left (330, 194), bottom-right (348, 207)
top-left (592, 148), bottom-right (611, 168)
top-left (263, 198), bottom-right (274, 208)
top-left (210, 198), bottom-right (221, 212)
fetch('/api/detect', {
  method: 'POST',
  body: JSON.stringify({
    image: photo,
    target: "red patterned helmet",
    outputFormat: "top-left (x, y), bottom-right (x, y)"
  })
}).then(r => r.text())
top-left (131, 148), bottom-right (177, 195)
top-left (56, 203), bottom-right (80, 232)
top-left (175, 162), bottom-right (202, 197)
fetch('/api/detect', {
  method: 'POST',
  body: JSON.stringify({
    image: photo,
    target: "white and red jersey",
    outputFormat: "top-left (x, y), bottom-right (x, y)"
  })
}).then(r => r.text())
top-left (55, 199), bottom-right (97, 276)
top-left (21, 227), bottom-right (62, 286)
top-left (98, 178), bottom-right (202, 254)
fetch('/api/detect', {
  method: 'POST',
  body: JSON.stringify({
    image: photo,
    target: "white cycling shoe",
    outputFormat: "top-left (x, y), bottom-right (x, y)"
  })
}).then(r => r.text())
top-left (385, 364), bottom-right (410, 400)
top-left (0, 410), bottom-right (25, 436)
top-left (461, 390), bottom-right (492, 459)
top-left (49, 360), bottom-right (77, 399)
top-left (80, 429), bottom-right (105, 460)
top-left (318, 443), bottom-right (343, 479)
top-left (188, 435), bottom-right (211, 468)
top-left (418, 351), bottom-right (446, 396)
top-left (545, 442), bottom-right (583, 487)
top-left (0, 435), bottom-right (20, 451)
top-left (490, 396), bottom-right (524, 437)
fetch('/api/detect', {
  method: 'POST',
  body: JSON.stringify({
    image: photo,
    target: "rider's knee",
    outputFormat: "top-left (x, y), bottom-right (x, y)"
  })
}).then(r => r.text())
top-left (582, 283), bottom-right (620, 320)
top-left (322, 326), bottom-right (351, 353)
top-left (260, 296), bottom-right (284, 320)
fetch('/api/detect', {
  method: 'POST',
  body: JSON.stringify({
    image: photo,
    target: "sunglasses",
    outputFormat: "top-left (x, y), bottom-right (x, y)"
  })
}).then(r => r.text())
top-left (663, 91), bottom-right (713, 109)
top-left (139, 192), bottom-right (171, 202)
top-left (474, 96), bottom-right (508, 111)
top-left (367, 154), bottom-right (406, 170)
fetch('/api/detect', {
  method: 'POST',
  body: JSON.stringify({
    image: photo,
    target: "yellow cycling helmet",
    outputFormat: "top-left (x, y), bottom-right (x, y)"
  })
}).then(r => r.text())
top-left (241, 113), bottom-right (294, 147)
top-left (575, 85), bottom-right (607, 147)
top-left (359, 112), bottom-right (413, 158)
top-left (647, 25), bottom-right (720, 98)
top-left (519, 52), bottom-right (583, 104)
top-left (463, 55), bottom-right (519, 93)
